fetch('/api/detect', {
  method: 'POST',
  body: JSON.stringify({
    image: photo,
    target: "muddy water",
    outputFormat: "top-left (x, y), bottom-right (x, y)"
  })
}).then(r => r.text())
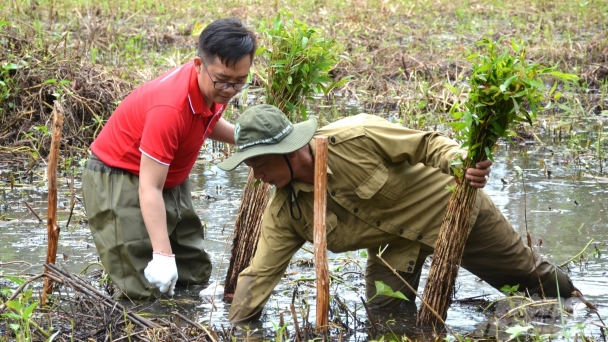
top-left (0, 118), bottom-right (606, 340)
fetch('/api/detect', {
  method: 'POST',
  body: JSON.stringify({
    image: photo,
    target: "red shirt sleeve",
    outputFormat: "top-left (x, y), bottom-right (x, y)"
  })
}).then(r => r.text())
top-left (139, 105), bottom-right (184, 165)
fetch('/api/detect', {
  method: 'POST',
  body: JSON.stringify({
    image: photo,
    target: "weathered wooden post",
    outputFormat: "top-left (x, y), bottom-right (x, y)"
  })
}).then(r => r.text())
top-left (42, 101), bottom-right (64, 305)
top-left (313, 136), bottom-right (329, 332)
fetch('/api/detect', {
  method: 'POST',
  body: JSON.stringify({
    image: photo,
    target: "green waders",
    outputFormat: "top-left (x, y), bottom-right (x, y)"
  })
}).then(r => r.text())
top-left (82, 154), bottom-right (212, 299)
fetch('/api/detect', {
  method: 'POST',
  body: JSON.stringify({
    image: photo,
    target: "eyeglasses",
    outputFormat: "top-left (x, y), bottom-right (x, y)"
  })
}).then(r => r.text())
top-left (201, 61), bottom-right (251, 91)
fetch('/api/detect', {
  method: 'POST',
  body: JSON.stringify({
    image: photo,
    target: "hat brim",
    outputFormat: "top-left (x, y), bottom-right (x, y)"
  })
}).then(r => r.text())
top-left (217, 118), bottom-right (318, 171)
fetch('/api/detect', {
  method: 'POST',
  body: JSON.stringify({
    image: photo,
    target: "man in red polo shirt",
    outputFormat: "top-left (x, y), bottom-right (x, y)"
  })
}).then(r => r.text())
top-left (82, 17), bottom-right (257, 299)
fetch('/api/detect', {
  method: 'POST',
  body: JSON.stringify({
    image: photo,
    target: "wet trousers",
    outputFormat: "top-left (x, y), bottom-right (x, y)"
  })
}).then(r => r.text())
top-left (365, 191), bottom-right (575, 307)
top-left (82, 154), bottom-right (212, 299)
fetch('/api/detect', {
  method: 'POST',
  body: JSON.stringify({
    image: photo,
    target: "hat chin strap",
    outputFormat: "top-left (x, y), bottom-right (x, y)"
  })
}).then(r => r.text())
top-left (283, 155), bottom-right (302, 221)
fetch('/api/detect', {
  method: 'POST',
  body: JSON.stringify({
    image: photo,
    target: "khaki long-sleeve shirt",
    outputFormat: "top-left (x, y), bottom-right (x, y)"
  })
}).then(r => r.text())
top-left (228, 114), bottom-right (482, 322)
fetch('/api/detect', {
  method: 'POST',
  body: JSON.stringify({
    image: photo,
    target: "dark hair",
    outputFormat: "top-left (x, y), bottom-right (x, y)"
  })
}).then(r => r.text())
top-left (198, 17), bottom-right (257, 68)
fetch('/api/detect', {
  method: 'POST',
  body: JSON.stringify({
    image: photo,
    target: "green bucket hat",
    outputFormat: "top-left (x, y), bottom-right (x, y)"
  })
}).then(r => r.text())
top-left (217, 104), bottom-right (318, 171)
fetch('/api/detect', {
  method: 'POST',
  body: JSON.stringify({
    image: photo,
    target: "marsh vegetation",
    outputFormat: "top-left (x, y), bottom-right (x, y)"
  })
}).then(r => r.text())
top-left (0, 0), bottom-right (607, 340)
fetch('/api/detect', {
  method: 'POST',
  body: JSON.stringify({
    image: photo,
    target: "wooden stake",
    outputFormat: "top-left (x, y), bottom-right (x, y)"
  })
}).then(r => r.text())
top-left (313, 136), bottom-right (329, 332)
top-left (42, 102), bottom-right (64, 306)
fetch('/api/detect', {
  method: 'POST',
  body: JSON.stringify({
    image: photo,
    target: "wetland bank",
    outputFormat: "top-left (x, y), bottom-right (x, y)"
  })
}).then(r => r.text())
top-left (1, 0), bottom-right (607, 340)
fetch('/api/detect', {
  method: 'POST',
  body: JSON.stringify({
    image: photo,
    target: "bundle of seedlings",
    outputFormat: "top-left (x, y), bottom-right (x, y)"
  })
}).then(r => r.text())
top-left (224, 12), bottom-right (348, 301)
top-left (417, 38), bottom-right (578, 327)
top-left (255, 11), bottom-right (349, 121)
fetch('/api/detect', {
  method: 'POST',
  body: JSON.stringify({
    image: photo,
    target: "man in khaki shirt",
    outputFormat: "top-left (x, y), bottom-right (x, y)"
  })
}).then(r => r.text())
top-left (218, 104), bottom-right (576, 322)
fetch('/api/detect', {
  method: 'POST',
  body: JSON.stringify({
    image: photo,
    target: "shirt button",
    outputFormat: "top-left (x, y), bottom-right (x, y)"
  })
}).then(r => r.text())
top-left (399, 229), bottom-right (404, 234)
top-left (417, 234), bottom-right (423, 240)
top-left (353, 208), bottom-right (358, 213)
top-left (376, 221), bottom-right (381, 226)
top-left (407, 267), bottom-right (413, 272)
top-left (409, 261), bottom-right (414, 265)
top-left (331, 191), bottom-right (336, 196)
top-left (330, 137), bottom-right (336, 143)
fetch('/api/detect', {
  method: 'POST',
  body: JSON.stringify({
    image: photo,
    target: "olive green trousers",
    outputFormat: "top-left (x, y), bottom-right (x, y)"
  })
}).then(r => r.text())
top-left (365, 191), bottom-right (575, 307)
top-left (82, 155), bottom-right (212, 299)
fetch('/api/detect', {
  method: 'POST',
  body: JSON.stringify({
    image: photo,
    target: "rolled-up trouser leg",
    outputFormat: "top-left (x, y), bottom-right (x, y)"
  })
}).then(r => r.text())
top-left (365, 244), bottom-right (434, 307)
top-left (165, 179), bottom-right (212, 286)
top-left (461, 191), bottom-right (575, 298)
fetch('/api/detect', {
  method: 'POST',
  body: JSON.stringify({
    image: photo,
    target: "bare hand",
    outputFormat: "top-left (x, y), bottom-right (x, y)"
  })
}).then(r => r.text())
top-left (464, 159), bottom-right (492, 188)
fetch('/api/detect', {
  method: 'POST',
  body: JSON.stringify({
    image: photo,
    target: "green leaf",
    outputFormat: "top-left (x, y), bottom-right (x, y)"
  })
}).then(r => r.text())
top-left (449, 122), bottom-right (467, 132)
top-left (523, 78), bottom-right (544, 90)
top-left (548, 80), bottom-right (557, 96)
top-left (6, 300), bottom-right (22, 311)
top-left (23, 301), bottom-right (39, 320)
top-left (3, 313), bottom-right (22, 320)
top-left (510, 39), bottom-right (520, 52)
top-left (500, 284), bottom-right (519, 293)
top-left (6, 276), bottom-right (25, 285)
top-left (499, 74), bottom-right (519, 93)
top-left (505, 325), bottom-right (533, 339)
top-left (359, 250), bottom-right (367, 258)
top-left (484, 146), bottom-right (494, 161)
top-left (374, 281), bottom-right (409, 300)
top-left (9, 323), bottom-right (20, 332)
top-left (49, 330), bottom-right (61, 341)
top-left (511, 97), bottom-right (520, 114)
top-left (445, 84), bottom-right (459, 96)
top-left (554, 91), bottom-right (562, 101)
top-left (44, 78), bottom-right (58, 84)
top-left (3, 63), bottom-right (21, 70)
top-left (549, 71), bottom-right (579, 81)
top-left (445, 184), bottom-right (457, 194)
top-left (451, 110), bottom-right (464, 120)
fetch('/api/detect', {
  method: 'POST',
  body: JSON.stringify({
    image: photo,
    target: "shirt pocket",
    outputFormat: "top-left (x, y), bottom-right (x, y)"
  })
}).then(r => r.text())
top-left (354, 163), bottom-right (401, 207)
top-left (303, 211), bottom-right (339, 243)
top-left (325, 211), bottom-right (347, 251)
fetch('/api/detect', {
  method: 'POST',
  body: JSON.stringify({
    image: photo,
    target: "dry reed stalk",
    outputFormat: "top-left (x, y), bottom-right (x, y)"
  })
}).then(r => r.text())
top-left (313, 136), bottom-right (329, 331)
top-left (42, 101), bottom-right (64, 305)
top-left (223, 170), bottom-right (271, 300)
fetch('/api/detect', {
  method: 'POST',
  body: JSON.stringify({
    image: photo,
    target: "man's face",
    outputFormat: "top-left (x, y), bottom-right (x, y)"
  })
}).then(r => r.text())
top-left (245, 154), bottom-right (291, 188)
top-left (194, 55), bottom-right (251, 107)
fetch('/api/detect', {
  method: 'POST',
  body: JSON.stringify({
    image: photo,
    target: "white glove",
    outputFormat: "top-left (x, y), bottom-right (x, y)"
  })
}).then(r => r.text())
top-left (144, 253), bottom-right (178, 296)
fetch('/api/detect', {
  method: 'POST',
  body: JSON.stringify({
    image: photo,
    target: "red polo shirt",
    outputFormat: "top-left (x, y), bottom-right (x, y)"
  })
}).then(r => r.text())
top-left (91, 61), bottom-right (225, 188)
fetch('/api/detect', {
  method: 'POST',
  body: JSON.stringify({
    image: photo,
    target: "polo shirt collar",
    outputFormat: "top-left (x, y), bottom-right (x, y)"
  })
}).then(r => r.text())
top-left (187, 63), bottom-right (222, 117)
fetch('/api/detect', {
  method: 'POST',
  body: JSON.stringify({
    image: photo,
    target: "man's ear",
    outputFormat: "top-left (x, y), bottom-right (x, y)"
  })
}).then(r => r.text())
top-left (193, 56), bottom-right (203, 68)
